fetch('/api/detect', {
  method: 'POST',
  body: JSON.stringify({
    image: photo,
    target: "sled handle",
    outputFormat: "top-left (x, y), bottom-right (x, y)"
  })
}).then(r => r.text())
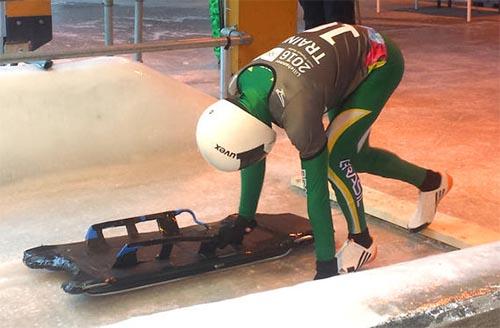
top-left (85, 209), bottom-right (208, 246)
top-left (172, 209), bottom-right (208, 228)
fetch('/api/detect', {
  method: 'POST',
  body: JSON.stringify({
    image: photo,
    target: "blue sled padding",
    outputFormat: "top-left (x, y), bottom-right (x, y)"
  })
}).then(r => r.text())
top-left (116, 245), bottom-right (138, 259)
top-left (85, 227), bottom-right (98, 240)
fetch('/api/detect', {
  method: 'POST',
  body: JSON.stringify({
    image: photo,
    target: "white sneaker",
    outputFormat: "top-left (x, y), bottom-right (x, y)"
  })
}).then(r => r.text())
top-left (336, 239), bottom-right (377, 274)
top-left (408, 172), bottom-right (453, 231)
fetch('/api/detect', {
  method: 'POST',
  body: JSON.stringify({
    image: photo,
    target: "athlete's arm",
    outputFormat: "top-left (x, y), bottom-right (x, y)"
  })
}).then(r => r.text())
top-left (239, 159), bottom-right (266, 219)
top-left (235, 65), bottom-right (275, 220)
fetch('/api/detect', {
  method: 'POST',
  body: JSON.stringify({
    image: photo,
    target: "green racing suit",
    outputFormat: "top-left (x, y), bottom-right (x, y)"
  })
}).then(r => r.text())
top-left (229, 23), bottom-right (429, 262)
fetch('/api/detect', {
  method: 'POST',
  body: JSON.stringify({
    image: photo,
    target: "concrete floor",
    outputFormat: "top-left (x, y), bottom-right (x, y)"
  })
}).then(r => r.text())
top-left (0, 0), bottom-right (498, 327)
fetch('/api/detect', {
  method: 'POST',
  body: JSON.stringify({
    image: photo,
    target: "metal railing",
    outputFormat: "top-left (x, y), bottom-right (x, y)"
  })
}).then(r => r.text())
top-left (102, 0), bottom-right (144, 58)
top-left (100, 0), bottom-right (240, 95)
top-left (0, 0), bottom-right (249, 99)
top-left (0, 34), bottom-right (251, 63)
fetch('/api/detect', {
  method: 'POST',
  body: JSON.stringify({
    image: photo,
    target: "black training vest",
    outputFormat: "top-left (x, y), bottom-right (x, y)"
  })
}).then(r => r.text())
top-left (230, 23), bottom-right (382, 158)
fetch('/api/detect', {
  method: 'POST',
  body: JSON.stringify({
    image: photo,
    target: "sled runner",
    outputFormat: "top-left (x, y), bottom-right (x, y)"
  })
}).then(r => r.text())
top-left (23, 210), bottom-right (313, 295)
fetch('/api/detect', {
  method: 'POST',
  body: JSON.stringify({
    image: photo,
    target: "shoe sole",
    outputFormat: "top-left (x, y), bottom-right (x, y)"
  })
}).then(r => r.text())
top-left (408, 222), bottom-right (430, 233)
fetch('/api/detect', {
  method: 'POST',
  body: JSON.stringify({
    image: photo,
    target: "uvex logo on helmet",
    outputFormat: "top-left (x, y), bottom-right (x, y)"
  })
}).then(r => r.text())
top-left (215, 144), bottom-right (237, 159)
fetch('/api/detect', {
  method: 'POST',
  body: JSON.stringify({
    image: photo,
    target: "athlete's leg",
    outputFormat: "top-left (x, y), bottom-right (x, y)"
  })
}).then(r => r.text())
top-left (343, 37), bottom-right (451, 232)
top-left (346, 37), bottom-right (428, 187)
top-left (330, 37), bottom-right (451, 236)
top-left (327, 108), bottom-right (372, 236)
top-left (328, 37), bottom-right (431, 234)
top-left (326, 37), bottom-right (407, 272)
top-left (354, 140), bottom-right (426, 187)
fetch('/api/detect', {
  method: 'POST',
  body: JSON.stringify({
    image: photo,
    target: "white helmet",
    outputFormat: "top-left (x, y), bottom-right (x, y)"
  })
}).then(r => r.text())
top-left (196, 99), bottom-right (276, 172)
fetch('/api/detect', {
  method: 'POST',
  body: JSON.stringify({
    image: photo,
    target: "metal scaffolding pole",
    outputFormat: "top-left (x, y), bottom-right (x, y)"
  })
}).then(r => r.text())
top-left (0, 34), bottom-right (252, 65)
top-left (220, 26), bottom-right (237, 100)
top-left (133, 0), bottom-right (144, 62)
top-left (219, 0), bottom-right (230, 99)
top-left (103, 0), bottom-right (114, 46)
top-left (0, 0), bottom-right (6, 55)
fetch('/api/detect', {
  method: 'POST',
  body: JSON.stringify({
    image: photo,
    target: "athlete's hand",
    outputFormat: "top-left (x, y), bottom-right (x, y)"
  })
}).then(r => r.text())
top-left (198, 214), bottom-right (257, 258)
top-left (216, 214), bottom-right (257, 249)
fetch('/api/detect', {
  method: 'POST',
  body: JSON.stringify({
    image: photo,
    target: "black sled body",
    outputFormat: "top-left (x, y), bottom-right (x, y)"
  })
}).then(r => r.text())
top-left (23, 210), bottom-right (313, 295)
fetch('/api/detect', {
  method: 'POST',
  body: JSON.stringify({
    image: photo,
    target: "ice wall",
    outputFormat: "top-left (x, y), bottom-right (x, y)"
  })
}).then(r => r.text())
top-left (0, 57), bottom-right (217, 185)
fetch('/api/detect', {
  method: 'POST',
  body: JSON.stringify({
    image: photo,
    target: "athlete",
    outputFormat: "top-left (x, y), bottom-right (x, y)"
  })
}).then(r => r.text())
top-left (196, 23), bottom-right (452, 279)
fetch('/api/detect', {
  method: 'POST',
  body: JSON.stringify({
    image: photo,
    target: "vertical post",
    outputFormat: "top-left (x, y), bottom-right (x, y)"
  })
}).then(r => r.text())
top-left (466, 0), bottom-right (472, 22)
top-left (376, 0), bottom-right (381, 14)
top-left (134, 0), bottom-right (144, 62)
top-left (219, 0), bottom-right (229, 99)
top-left (415, 0), bottom-right (419, 10)
top-left (0, 0), bottom-right (6, 55)
top-left (103, 0), bottom-right (114, 46)
top-left (219, 38), bottom-right (231, 99)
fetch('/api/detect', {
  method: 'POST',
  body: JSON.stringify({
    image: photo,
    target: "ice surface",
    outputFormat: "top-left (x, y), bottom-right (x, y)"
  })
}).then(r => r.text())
top-left (104, 242), bottom-right (500, 328)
